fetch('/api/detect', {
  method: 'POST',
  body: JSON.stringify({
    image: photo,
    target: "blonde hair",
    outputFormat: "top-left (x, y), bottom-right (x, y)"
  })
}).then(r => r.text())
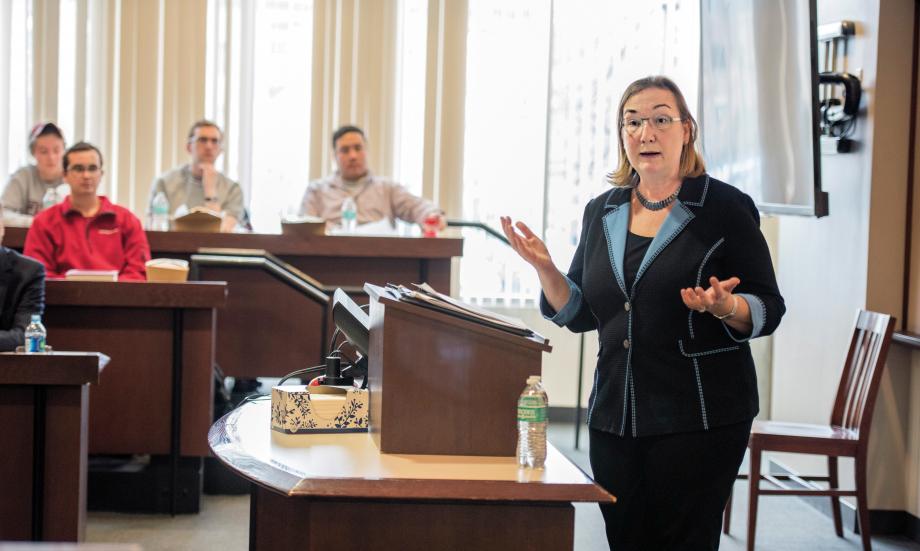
top-left (607, 76), bottom-right (705, 187)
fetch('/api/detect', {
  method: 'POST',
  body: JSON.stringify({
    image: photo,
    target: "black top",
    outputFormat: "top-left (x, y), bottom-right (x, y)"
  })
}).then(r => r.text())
top-left (624, 232), bottom-right (653, 294)
top-left (0, 247), bottom-right (46, 351)
top-left (541, 174), bottom-right (785, 437)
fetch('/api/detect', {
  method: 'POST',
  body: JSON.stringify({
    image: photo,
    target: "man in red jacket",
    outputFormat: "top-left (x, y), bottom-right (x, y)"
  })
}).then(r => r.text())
top-left (24, 142), bottom-right (150, 281)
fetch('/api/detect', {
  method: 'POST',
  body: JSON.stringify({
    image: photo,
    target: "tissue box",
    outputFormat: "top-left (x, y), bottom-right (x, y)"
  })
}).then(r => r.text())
top-left (270, 385), bottom-right (368, 434)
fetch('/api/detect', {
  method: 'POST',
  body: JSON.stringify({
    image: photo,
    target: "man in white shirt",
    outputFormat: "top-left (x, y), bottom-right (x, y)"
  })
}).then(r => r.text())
top-left (300, 125), bottom-right (445, 231)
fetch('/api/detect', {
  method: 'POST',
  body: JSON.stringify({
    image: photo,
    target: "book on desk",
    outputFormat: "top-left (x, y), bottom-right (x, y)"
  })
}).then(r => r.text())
top-left (281, 215), bottom-right (326, 237)
top-left (64, 269), bottom-right (119, 281)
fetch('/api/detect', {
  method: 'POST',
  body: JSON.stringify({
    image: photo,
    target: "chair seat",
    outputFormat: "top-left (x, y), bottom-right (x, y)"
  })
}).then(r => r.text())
top-left (750, 420), bottom-right (859, 456)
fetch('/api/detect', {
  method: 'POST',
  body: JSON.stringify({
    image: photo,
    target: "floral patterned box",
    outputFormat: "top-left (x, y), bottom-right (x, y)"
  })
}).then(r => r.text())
top-left (270, 385), bottom-right (368, 433)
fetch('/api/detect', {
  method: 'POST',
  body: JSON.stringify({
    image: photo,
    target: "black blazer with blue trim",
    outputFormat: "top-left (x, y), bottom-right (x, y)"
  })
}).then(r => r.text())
top-left (541, 174), bottom-right (785, 437)
top-left (0, 246), bottom-right (46, 351)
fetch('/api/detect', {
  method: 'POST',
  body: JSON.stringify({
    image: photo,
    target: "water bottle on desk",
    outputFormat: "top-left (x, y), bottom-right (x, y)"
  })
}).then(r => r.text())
top-left (341, 196), bottom-right (357, 233)
top-left (517, 375), bottom-right (548, 468)
top-left (150, 191), bottom-right (170, 231)
top-left (41, 186), bottom-right (58, 211)
top-left (25, 314), bottom-right (47, 353)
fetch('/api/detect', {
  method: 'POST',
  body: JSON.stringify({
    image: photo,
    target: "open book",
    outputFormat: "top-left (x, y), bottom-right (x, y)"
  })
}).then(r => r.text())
top-left (173, 207), bottom-right (222, 233)
top-left (281, 215), bottom-right (326, 237)
top-left (376, 282), bottom-right (547, 342)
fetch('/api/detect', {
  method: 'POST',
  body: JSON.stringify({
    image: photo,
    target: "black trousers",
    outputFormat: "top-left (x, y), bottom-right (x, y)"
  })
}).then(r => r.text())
top-left (589, 419), bottom-right (751, 551)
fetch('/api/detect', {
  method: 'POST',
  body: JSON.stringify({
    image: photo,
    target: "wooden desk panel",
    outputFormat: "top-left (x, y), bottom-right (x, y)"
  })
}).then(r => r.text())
top-left (195, 265), bottom-right (327, 377)
top-left (43, 281), bottom-right (225, 456)
top-left (0, 352), bottom-right (106, 542)
top-left (251, 491), bottom-right (575, 551)
top-left (283, 255), bottom-right (436, 289)
top-left (146, 230), bottom-right (461, 259)
top-left (1, 387), bottom-right (38, 540)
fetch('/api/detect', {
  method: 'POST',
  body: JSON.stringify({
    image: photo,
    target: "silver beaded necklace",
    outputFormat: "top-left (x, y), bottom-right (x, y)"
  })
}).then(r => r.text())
top-left (635, 185), bottom-right (681, 211)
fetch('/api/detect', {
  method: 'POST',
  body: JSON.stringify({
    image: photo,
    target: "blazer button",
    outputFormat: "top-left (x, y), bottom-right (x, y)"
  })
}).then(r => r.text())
top-left (624, 302), bottom-right (631, 312)
top-left (623, 339), bottom-right (630, 349)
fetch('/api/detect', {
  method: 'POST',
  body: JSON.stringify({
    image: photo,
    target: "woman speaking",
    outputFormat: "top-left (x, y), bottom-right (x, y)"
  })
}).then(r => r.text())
top-left (502, 75), bottom-right (785, 550)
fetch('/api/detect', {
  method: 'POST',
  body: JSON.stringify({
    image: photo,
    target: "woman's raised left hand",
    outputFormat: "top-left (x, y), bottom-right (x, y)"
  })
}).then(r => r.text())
top-left (680, 276), bottom-right (740, 317)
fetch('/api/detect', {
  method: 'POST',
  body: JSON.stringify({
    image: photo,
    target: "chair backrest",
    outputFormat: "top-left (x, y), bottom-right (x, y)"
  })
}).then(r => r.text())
top-left (829, 310), bottom-right (896, 439)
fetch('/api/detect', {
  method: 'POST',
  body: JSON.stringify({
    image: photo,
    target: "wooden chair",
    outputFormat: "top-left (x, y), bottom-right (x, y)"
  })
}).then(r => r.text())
top-left (723, 310), bottom-right (896, 551)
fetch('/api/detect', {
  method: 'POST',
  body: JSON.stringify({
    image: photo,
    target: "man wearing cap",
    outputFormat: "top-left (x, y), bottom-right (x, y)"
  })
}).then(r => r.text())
top-left (24, 142), bottom-right (150, 281)
top-left (300, 125), bottom-right (446, 231)
top-left (0, 213), bottom-right (45, 351)
top-left (148, 120), bottom-right (245, 233)
top-left (2, 122), bottom-right (67, 225)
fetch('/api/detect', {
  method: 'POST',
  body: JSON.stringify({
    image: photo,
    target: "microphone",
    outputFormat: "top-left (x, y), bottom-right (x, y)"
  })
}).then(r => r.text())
top-left (322, 355), bottom-right (354, 386)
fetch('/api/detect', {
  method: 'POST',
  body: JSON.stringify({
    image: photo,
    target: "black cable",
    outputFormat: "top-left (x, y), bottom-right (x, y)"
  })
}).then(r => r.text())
top-left (327, 328), bottom-right (342, 357)
top-left (233, 363), bottom-right (327, 409)
top-left (277, 364), bottom-right (327, 386)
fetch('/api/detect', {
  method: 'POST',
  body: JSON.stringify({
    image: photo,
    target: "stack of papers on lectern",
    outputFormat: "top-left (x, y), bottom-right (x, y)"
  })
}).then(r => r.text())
top-left (379, 282), bottom-right (545, 342)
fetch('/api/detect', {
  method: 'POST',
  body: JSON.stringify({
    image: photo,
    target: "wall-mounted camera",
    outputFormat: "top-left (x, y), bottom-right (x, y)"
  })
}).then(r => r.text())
top-left (818, 71), bottom-right (861, 153)
top-left (818, 20), bottom-right (858, 154)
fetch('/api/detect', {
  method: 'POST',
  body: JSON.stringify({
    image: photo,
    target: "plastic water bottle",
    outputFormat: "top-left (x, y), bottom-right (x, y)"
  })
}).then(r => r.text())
top-left (41, 186), bottom-right (58, 211)
top-left (517, 375), bottom-right (548, 468)
top-left (24, 314), bottom-right (47, 353)
top-left (341, 196), bottom-right (357, 232)
top-left (151, 190), bottom-right (170, 231)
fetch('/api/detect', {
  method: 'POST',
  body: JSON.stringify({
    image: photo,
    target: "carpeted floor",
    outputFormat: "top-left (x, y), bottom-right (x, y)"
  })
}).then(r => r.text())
top-left (85, 424), bottom-right (919, 551)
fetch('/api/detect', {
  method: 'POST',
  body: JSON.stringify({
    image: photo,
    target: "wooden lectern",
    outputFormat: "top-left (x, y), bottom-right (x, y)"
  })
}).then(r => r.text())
top-left (366, 286), bottom-right (551, 456)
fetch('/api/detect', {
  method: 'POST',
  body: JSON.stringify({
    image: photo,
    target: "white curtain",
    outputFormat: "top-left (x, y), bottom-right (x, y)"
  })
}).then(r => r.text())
top-left (2, 0), bottom-right (467, 230)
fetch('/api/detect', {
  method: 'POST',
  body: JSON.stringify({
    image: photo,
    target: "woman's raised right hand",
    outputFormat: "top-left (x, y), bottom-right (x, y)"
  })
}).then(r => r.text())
top-left (500, 216), bottom-right (554, 272)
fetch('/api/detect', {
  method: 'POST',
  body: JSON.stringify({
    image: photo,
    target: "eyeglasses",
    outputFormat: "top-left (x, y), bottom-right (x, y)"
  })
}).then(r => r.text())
top-left (194, 137), bottom-right (221, 145)
top-left (622, 115), bottom-right (682, 135)
top-left (68, 164), bottom-right (100, 175)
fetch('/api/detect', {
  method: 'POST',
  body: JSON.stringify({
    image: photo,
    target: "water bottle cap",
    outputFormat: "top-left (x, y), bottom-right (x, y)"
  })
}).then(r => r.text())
top-left (526, 375), bottom-right (541, 385)
top-left (31, 314), bottom-right (41, 322)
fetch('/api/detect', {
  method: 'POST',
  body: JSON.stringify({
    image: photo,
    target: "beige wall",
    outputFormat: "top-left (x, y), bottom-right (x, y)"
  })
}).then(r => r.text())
top-left (770, 0), bottom-right (918, 514)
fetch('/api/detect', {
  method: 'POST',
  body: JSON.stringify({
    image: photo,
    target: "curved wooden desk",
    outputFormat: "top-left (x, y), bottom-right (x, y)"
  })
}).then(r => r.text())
top-left (210, 401), bottom-right (613, 550)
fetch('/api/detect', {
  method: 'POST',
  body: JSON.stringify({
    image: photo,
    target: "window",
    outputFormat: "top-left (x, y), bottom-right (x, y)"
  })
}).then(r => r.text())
top-left (392, 0), bottom-right (428, 197)
top-left (206, 0), bottom-right (314, 233)
top-left (459, 0), bottom-right (699, 303)
top-left (460, 0), bottom-right (552, 305)
top-left (0, 0), bottom-right (34, 181)
top-left (57, 0), bottom-right (77, 140)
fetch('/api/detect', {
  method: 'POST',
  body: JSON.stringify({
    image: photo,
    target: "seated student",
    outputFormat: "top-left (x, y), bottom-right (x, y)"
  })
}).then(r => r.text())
top-left (0, 214), bottom-right (45, 351)
top-left (300, 125), bottom-right (446, 230)
top-left (24, 142), bottom-right (150, 281)
top-left (149, 120), bottom-right (245, 233)
top-left (2, 122), bottom-right (67, 225)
